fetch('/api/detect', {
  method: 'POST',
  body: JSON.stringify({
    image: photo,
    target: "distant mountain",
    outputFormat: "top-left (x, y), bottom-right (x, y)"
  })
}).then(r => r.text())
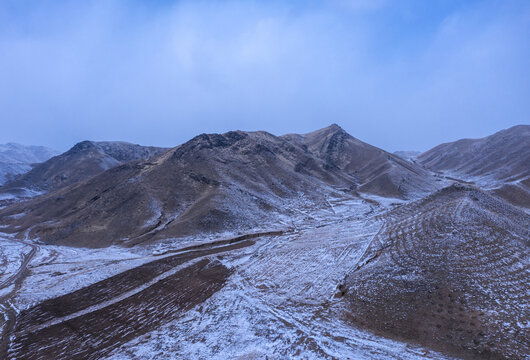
top-left (0, 141), bottom-right (168, 200)
top-left (0, 125), bottom-right (440, 247)
top-left (419, 125), bottom-right (529, 183)
top-left (418, 124), bottom-right (530, 208)
top-left (393, 150), bottom-right (420, 161)
top-left (0, 143), bottom-right (58, 186)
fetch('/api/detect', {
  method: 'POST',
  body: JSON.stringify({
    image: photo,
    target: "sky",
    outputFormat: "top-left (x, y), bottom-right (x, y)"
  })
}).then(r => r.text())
top-left (0, 0), bottom-right (529, 152)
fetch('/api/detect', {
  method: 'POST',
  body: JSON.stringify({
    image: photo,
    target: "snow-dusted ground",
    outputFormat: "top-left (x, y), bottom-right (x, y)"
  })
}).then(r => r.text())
top-left (11, 244), bottom-right (158, 310)
top-left (436, 169), bottom-right (528, 190)
top-left (102, 201), bottom-right (449, 359)
top-left (1, 195), bottom-right (454, 359)
top-left (0, 235), bottom-right (32, 286)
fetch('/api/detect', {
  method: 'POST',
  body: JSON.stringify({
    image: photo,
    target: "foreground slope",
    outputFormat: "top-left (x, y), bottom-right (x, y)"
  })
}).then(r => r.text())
top-left (344, 185), bottom-right (529, 359)
top-left (0, 126), bottom-right (437, 248)
top-left (0, 143), bottom-right (58, 186)
top-left (0, 141), bottom-right (167, 200)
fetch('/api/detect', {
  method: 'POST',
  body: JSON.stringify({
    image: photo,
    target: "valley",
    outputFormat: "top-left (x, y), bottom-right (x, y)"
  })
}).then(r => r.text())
top-left (0, 125), bottom-right (528, 359)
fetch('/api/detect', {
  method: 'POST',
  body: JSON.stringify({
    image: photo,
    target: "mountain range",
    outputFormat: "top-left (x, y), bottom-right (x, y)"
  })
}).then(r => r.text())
top-left (0, 125), bottom-right (440, 247)
top-left (0, 124), bottom-right (528, 360)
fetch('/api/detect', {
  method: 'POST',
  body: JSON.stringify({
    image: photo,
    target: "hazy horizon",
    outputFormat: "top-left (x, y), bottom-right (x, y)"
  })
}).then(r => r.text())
top-left (1, 0), bottom-right (529, 152)
top-left (1, 122), bottom-right (528, 155)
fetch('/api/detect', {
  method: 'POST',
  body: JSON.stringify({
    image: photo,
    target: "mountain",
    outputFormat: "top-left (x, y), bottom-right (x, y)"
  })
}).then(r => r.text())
top-left (0, 143), bottom-right (58, 186)
top-left (418, 124), bottom-right (530, 208)
top-left (0, 141), bottom-right (167, 200)
top-left (283, 125), bottom-right (437, 198)
top-left (419, 125), bottom-right (529, 183)
top-left (393, 150), bottom-right (420, 161)
top-left (0, 125), bottom-right (438, 248)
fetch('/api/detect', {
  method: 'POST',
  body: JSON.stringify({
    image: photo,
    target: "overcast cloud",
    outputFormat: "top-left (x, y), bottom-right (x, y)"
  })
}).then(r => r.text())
top-left (0, 0), bottom-right (529, 151)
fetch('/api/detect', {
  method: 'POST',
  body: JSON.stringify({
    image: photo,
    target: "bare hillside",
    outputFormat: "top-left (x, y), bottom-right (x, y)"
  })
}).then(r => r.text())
top-left (419, 125), bottom-right (529, 183)
top-left (0, 126), bottom-right (438, 248)
top-left (284, 124), bottom-right (437, 198)
top-left (344, 185), bottom-right (529, 359)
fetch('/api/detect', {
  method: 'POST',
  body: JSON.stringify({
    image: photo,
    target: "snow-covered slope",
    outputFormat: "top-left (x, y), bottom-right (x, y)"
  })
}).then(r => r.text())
top-left (0, 141), bottom-right (167, 200)
top-left (0, 143), bottom-right (58, 185)
top-left (393, 150), bottom-right (420, 161)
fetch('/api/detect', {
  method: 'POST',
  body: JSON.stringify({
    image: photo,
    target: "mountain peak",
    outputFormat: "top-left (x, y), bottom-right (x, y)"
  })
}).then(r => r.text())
top-left (69, 140), bottom-right (98, 153)
top-left (319, 123), bottom-right (346, 135)
top-left (327, 123), bottom-right (343, 131)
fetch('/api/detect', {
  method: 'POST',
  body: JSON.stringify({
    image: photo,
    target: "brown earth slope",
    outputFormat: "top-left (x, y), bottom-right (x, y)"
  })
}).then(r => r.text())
top-left (0, 126), bottom-right (437, 248)
top-left (344, 184), bottom-right (530, 359)
top-left (0, 129), bottom-right (349, 247)
top-left (419, 124), bottom-right (530, 208)
top-left (284, 124), bottom-right (437, 198)
top-left (419, 125), bottom-right (529, 183)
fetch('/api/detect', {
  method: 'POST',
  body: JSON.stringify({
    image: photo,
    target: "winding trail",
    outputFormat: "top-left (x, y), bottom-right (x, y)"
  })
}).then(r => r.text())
top-left (0, 237), bottom-right (38, 359)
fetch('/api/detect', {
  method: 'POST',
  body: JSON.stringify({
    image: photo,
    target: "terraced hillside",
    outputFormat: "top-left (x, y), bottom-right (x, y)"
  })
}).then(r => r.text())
top-left (5, 236), bottom-right (260, 360)
top-left (344, 185), bottom-right (530, 359)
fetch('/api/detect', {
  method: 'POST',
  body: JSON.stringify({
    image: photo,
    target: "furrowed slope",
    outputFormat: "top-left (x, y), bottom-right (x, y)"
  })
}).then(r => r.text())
top-left (344, 185), bottom-right (529, 359)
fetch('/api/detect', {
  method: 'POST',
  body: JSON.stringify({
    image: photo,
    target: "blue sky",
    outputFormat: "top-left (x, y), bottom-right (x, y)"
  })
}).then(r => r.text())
top-left (0, 0), bottom-right (529, 151)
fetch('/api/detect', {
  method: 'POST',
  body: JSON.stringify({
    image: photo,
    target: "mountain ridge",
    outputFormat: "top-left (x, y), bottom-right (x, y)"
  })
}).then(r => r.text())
top-left (0, 125), bottom-right (439, 247)
top-left (0, 141), bottom-right (168, 200)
